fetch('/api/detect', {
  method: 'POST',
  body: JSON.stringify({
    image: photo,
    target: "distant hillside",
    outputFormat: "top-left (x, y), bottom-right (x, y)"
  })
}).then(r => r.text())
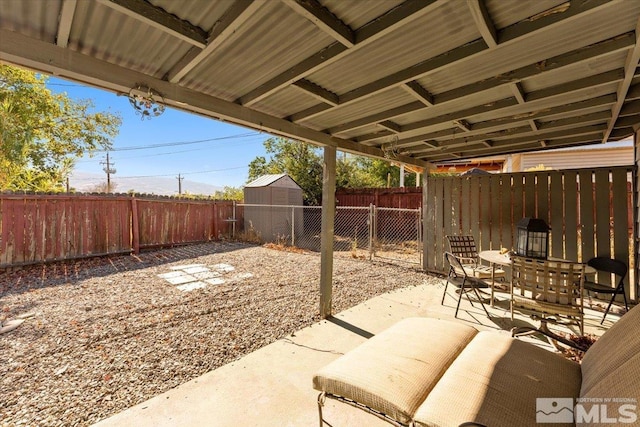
top-left (70, 171), bottom-right (224, 196)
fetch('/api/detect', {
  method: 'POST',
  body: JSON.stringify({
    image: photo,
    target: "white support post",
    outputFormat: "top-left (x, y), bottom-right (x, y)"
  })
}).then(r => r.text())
top-left (320, 146), bottom-right (336, 319)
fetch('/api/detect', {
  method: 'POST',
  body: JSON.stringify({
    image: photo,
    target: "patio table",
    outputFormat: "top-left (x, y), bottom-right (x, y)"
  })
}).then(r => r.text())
top-left (478, 250), bottom-right (596, 307)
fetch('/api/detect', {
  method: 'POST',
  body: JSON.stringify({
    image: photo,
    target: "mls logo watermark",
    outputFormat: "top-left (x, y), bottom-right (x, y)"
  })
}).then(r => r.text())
top-left (536, 397), bottom-right (638, 424)
top-left (537, 398), bottom-right (574, 423)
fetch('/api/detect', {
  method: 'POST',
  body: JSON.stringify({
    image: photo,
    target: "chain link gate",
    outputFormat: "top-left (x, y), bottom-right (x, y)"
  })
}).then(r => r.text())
top-left (236, 204), bottom-right (422, 266)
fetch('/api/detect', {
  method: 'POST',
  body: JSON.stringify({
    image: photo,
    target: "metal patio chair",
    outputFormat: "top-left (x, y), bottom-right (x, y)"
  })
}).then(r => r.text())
top-left (584, 257), bottom-right (629, 324)
top-left (510, 255), bottom-right (585, 338)
top-left (446, 235), bottom-right (506, 281)
top-left (442, 251), bottom-right (490, 318)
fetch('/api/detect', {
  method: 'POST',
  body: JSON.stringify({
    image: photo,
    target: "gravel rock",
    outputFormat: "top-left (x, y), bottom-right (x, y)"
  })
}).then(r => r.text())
top-left (0, 242), bottom-right (440, 426)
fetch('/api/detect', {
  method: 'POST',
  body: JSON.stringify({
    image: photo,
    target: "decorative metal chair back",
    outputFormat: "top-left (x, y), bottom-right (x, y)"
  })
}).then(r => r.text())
top-left (511, 255), bottom-right (585, 335)
top-left (446, 235), bottom-right (480, 266)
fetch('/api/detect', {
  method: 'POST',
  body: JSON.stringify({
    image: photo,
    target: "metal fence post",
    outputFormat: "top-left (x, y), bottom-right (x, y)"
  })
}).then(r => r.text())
top-left (232, 201), bottom-right (236, 238)
top-left (368, 203), bottom-right (374, 260)
top-left (418, 206), bottom-right (423, 267)
top-left (291, 206), bottom-right (295, 247)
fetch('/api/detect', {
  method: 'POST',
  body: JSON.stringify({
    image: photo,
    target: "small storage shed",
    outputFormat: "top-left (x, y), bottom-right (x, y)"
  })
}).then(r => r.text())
top-left (243, 174), bottom-right (303, 243)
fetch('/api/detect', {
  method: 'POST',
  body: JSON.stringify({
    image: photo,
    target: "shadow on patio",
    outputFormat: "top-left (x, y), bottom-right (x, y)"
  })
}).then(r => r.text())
top-left (93, 279), bottom-right (620, 427)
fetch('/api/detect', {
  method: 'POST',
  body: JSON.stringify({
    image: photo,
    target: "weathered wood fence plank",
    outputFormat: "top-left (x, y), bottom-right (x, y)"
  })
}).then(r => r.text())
top-left (0, 194), bottom-right (238, 268)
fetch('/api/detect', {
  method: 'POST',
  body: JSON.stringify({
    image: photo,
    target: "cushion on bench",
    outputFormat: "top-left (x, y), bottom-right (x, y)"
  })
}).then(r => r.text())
top-left (413, 331), bottom-right (582, 427)
top-left (580, 303), bottom-right (640, 396)
top-left (312, 317), bottom-right (478, 424)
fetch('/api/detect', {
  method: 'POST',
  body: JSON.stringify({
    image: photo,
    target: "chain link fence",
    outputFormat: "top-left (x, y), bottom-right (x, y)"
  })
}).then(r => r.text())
top-left (235, 204), bottom-right (422, 266)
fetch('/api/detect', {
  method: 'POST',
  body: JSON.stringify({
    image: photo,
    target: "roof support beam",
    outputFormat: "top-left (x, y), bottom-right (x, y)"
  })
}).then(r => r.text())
top-left (467, 0), bottom-right (497, 48)
top-left (288, 0), bottom-right (622, 123)
top-left (239, 0), bottom-right (440, 106)
top-left (358, 93), bottom-right (615, 146)
top-left (402, 111), bottom-right (611, 154)
top-left (167, 0), bottom-right (261, 83)
top-left (56, 0), bottom-right (77, 48)
top-left (420, 135), bottom-right (603, 161)
top-left (402, 81), bottom-right (434, 106)
top-left (603, 17), bottom-right (640, 142)
top-left (292, 80), bottom-right (340, 106)
top-left (379, 121), bottom-right (401, 133)
top-left (96, 0), bottom-right (208, 48)
top-left (0, 28), bottom-right (426, 169)
top-left (282, 0), bottom-right (355, 47)
top-left (330, 64), bottom-right (623, 136)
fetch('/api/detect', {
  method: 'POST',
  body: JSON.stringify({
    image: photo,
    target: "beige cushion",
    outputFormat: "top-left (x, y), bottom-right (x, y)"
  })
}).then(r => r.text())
top-left (414, 331), bottom-right (581, 427)
top-left (580, 350), bottom-right (640, 421)
top-left (581, 304), bottom-right (640, 395)
top-left (312, 318), bottom-right (478, 424)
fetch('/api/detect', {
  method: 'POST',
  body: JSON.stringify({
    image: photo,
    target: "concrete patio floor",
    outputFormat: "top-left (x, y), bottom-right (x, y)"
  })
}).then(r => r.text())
top-left (93, 280), bottom-right (619, 427)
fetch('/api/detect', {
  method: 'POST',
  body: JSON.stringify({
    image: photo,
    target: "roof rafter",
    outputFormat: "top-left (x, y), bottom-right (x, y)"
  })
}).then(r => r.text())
top-left (282, 0), bottom-right (355, 47)
top-left (329, 63), bottom-right (625, 137)
top-left (56, 0), bottom-right (77, 48)
top-left (467, 0), bottom-right (497, 48)
top-left (404, 117), bottom-right (610, 155)
top-left (289, 0), bottom-right (620, 123)
top-left (167, 0), bottom-right (261, 83)
top-left (603, 17), bottom-right (640, 142)
top-left (292, 79), bottom-right (339, 106)
top-left (238, 0), bottom-right (440, 106)
top-left (0, 28), bottom-right (426, 168)
top-left (96, 0), bottom-right (208, 48)
top-left (357, 93), bottom-right (616, 146)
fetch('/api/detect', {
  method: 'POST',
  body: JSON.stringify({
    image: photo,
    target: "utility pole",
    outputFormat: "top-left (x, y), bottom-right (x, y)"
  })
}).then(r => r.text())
top-left (176, 173), bottom-right (184, 195)
top-left (100, 152), bottom-right (116, 193)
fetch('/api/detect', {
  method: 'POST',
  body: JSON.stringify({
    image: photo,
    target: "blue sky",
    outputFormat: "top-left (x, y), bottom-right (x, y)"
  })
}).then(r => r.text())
top-left (47, 77), bottom-right (269, 188)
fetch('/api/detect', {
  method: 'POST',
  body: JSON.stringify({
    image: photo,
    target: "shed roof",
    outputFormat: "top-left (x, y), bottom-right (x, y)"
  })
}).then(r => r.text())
top-left (245, 174), bottom-right (301, 189)
top-left (1, 1), bottom-right (639, 166)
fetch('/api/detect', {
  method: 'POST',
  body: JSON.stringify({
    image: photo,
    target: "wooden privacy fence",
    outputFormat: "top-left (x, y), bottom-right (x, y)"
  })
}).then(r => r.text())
top-left (424, 166), bottom-right (637, 302)
top-left (336, 187), bottom-right (422, 209)
top-left (0, 194), bottom-right (238, 268)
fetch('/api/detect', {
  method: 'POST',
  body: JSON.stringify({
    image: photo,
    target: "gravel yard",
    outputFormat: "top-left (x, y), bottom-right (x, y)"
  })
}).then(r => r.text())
top-left (0, 242), bottom-right (439, 426)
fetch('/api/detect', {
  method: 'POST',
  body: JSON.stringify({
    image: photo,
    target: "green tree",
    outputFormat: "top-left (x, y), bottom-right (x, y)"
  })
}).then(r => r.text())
top-left (213, 186), bottom-right (244, 201)
top-left (0, 64), bottom-right (121, 191)
top-left (248, 137), bottom-right (323, 205)
top-left (248, 138), bottom-right (419, 204)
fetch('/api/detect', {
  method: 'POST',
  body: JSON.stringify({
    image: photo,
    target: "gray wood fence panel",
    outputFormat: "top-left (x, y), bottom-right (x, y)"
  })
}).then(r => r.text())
top-left (461, 178), bottom-right (471, 235)
top-left (612, 168), bottom-right (631, 297)
top-left (594, 169), bottom-right (611, 262)
top-left (579, 170), bottom-right (596, 263)
top-left (564, 171), bottom-right (579, 263)
top-left (501, 174), bottom-right (513, 250)
top-left (435, 178), bottom-right (446, 271)
top-left (425, 166), bottom-right (635, 301)
top-left (512, 174), bottom-right (524, 221)
top-left (478, 176), bottom-right (491, 252)
top-left (550, 172), bottom-right (564, 259)
top-left (524, 173), bottom-right (536, 218)
top-left (490, 175), bottom-right (501, 249)
top-left (425, 176), bottom-right (437, 271)
top-left (538, 173), bottom-right (550, 226)
top-left (450, 177), bottom-right (460, 236)
top-left (470, 177), bottom-right (481, 249)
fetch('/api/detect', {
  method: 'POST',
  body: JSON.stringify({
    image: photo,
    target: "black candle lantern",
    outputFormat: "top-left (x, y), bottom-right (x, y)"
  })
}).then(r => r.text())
top-left (516, 217), bottom-right (550, 259)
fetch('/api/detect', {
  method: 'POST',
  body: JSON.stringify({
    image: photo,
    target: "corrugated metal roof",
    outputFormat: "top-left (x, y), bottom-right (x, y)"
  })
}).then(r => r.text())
top-left (2, 0), bottom-right (639, 166)
top-left (245, 174), bottom-right (301, 189)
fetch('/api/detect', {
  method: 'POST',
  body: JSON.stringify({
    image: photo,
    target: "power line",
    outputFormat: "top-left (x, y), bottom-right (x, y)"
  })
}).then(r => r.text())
top-left (112, 165), bottom-right (247, 179)
top-left (75, 136), bottom-right (265, 163)
top-left (98, 132), bottom-right (261, 152)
